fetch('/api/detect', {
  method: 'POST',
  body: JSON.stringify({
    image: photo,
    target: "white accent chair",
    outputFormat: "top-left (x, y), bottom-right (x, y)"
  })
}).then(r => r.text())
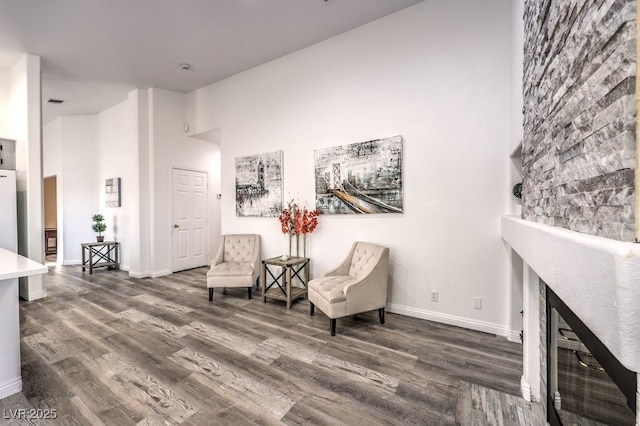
top-left (308, 241), bottom-right (389, 336)
top-left (206, 234), bottom-right (261, 301)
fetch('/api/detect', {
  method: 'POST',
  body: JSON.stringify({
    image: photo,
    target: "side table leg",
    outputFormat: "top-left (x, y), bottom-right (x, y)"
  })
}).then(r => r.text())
top-left (261, 263), bottom-right (266, 303)
top-left (82, 246), bottom-right (86, 271)
top-left (106, 246), bottom-right (112, 270)
top-left (304, 259), bottom-right (310, 298)
top-left (89, 247), bottom-right (94, 274)
top-left (286, 266), bottom-right (292, 309)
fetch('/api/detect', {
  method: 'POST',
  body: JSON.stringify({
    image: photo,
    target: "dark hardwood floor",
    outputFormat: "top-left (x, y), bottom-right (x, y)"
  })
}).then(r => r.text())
top-left (0, 265), bottom-right (541, 425)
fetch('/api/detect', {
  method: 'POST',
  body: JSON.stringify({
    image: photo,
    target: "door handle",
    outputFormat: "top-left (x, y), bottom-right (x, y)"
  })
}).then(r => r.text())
top-left (173, 224), bottom-right (179, 228)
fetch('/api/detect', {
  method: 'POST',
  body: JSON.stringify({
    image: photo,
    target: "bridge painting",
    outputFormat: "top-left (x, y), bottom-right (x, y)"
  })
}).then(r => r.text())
top-left (314, 136), bottom-right (403, 215)
top-left (235, 150), bottom-right (283, 217)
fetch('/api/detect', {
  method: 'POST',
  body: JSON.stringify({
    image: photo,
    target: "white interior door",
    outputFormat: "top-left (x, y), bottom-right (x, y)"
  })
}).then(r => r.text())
top-left (172, 168), bottom-right (209, 272)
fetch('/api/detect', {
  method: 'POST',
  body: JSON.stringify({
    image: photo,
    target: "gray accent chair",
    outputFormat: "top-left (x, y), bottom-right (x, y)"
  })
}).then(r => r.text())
top-left (308, 241), bottom-right (389, 336)
top-left (206, 234), bottom-right (261, 301)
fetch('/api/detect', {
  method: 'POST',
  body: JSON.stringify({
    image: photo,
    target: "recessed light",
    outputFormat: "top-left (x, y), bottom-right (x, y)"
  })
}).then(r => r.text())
top-left (179, 63), bottom-right (192, 70)
top-left (47, 98), bottom-right (64, 104)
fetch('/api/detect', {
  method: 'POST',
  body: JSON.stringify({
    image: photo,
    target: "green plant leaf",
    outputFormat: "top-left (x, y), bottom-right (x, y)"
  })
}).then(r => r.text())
top-left (512, 182), bottom-right (522, 199)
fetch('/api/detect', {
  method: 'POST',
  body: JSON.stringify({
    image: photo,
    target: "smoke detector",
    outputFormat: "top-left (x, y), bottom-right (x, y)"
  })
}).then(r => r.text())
top-left (178, 63), bottom-right (192, 70)
top-left (47, 98), bottom-right (64, 104)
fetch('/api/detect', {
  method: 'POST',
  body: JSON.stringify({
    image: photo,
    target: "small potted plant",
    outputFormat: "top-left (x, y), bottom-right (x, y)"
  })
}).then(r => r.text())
top-left (512, 182), bottom-right (522, 200)
top-left (92, 214), bottom-right (107, 242)
top-left (512, 182), bottom-right (523, 216)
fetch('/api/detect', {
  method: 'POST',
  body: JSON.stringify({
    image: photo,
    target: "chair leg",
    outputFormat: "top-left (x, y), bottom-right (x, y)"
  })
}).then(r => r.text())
top-left (310, 302), bottom-right (315, 316)
top-left (378, 308), bottom-right (385, 324)
top-left (248, 287), bottom-right (252, 299)
top-left (208, 288), bottom-right (213, 301)
top-left (330, 318), bottom-right (336, 336)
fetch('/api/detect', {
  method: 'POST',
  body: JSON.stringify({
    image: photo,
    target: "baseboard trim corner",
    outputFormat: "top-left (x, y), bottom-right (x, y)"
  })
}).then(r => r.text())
top-left (128, 271), bottom-right (149, 279)
top-left (507, 330), bottom-right (523, 343)
top-left (521, 375), bottom-right (531, 402)
top-left (0, 377), bottom-right (22, 400)
top-left (151, 269), bottom-right (172, 278)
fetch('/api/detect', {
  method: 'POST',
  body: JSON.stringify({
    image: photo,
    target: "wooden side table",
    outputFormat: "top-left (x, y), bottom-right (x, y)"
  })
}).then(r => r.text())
top-left (44, 228), bottom-right (57, 255)
top-left (81, 241), bottom-right (120, 274)
top-left (261, 256), bottom-right (310, 309)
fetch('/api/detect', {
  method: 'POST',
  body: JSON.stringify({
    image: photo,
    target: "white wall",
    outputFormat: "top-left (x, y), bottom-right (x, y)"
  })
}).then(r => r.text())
top-left (507, 0), bottom-right (525, 341)
top-left (149, 88), bottom-right (220, 277)
top-left (43, 119), bottom-right (60, 178)
top-left (43, 118), bottom-right (63, 261)
top-left (130, 90), bottom-right (150, 277)
top-left (187, 0), bottom-right (513, 334)
top-left (509, 0), bottom-right (525, 153)
top-left (43, 116), bottom-right (99, 264)
top-left (44, 93), bottom-right (143, 272)
top-left (0, 70), bottom-right (10, 137)
top-left (9, 54), bottom-right (44, 301)
top-left (97, 96), bottom-right (138, 271)
top-left (41, 88), bottom-right (219, 278)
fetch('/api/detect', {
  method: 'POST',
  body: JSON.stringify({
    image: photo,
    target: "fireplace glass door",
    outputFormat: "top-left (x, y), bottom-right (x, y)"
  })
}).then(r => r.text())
top-left (547, 287), bottom-right (636, 425)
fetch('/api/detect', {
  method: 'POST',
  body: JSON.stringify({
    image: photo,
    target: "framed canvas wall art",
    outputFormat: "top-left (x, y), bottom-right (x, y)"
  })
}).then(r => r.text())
top-left (314, 136), bottom-right (403, 215)
top-left (235, 150), bottom-right (283, 217)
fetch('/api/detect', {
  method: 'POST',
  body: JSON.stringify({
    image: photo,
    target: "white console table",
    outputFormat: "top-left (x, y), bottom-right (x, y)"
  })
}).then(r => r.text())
top-left (0, 248), bottom-right (47, 399)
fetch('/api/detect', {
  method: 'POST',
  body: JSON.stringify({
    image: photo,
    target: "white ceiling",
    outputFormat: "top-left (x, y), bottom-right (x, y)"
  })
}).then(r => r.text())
top-left (0, 0), bottom-right (424, 123)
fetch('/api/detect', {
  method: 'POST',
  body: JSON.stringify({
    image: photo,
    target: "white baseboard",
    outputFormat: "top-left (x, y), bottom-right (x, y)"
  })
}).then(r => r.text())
top-left (129, 271), bottom-right (149, 279)
top-left (387, 303), bottom-right (509, 337)
top-left (0, 377), bottom-right (22, 400)
top-left (521, 375), bottom-right (531, 402)
top-left (19, 274), bottom-right (46, 301)
top-left (151, 269), bottom-right (171, 278)
top-left (21, 289), bottom-right (46, 301)
top-left (507, 330), bottom-right (523, 343)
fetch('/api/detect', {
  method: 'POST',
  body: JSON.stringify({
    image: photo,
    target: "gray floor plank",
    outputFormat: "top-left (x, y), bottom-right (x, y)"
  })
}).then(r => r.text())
top-left (1, 265), bottom-right (550, 425)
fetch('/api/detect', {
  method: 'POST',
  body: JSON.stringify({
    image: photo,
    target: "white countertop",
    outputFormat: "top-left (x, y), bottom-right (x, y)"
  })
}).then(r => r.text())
top-left (0, 248), bottom-right (48, 281)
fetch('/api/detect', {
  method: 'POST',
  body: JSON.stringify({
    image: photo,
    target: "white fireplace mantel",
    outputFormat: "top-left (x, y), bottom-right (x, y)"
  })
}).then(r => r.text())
top-left (501, 215), bottom-right (640, 374)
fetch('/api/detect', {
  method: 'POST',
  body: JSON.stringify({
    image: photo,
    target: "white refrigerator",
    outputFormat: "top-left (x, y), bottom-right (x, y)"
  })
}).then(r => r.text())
top-left (0, 170), bottom-right (18, 252)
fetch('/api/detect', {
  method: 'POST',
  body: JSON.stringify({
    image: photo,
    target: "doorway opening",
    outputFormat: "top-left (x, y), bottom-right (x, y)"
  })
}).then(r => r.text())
top-left (44, 175), bottom-right (57, 265)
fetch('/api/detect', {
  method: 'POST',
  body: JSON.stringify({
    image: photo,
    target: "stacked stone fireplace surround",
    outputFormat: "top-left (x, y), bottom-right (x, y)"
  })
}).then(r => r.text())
top-left (522, 0), bottom-right (636, 240)
top-left (504, 0), bottom-right (640, 424)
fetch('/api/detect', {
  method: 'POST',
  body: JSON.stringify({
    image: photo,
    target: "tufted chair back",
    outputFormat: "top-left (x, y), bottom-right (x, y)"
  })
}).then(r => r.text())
top-left (207, 234), bottom-right (261, 302)
top-left (348, 242), bottom-right (387, 279)
top-left (308, 240), bottom-right (389, 336)
top-left (223, 234), bottom-right (258, 263)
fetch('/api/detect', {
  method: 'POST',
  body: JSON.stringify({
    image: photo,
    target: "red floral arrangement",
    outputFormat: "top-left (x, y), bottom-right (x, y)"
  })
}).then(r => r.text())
top-left (279, 201), bottom-right (320, 236)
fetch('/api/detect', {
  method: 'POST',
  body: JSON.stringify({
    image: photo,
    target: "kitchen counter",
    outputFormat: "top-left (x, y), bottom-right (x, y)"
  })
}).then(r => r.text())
top-left (0, 248), bottom-right (47, 399)
top-left (0, 248), bottom-right (48, 280)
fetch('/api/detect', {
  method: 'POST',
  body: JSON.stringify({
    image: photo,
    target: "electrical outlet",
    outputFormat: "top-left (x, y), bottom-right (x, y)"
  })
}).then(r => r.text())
top-left (473, 297), bottom-right (482, 310)
top-left (431, 290), bottom-right (438, 302)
